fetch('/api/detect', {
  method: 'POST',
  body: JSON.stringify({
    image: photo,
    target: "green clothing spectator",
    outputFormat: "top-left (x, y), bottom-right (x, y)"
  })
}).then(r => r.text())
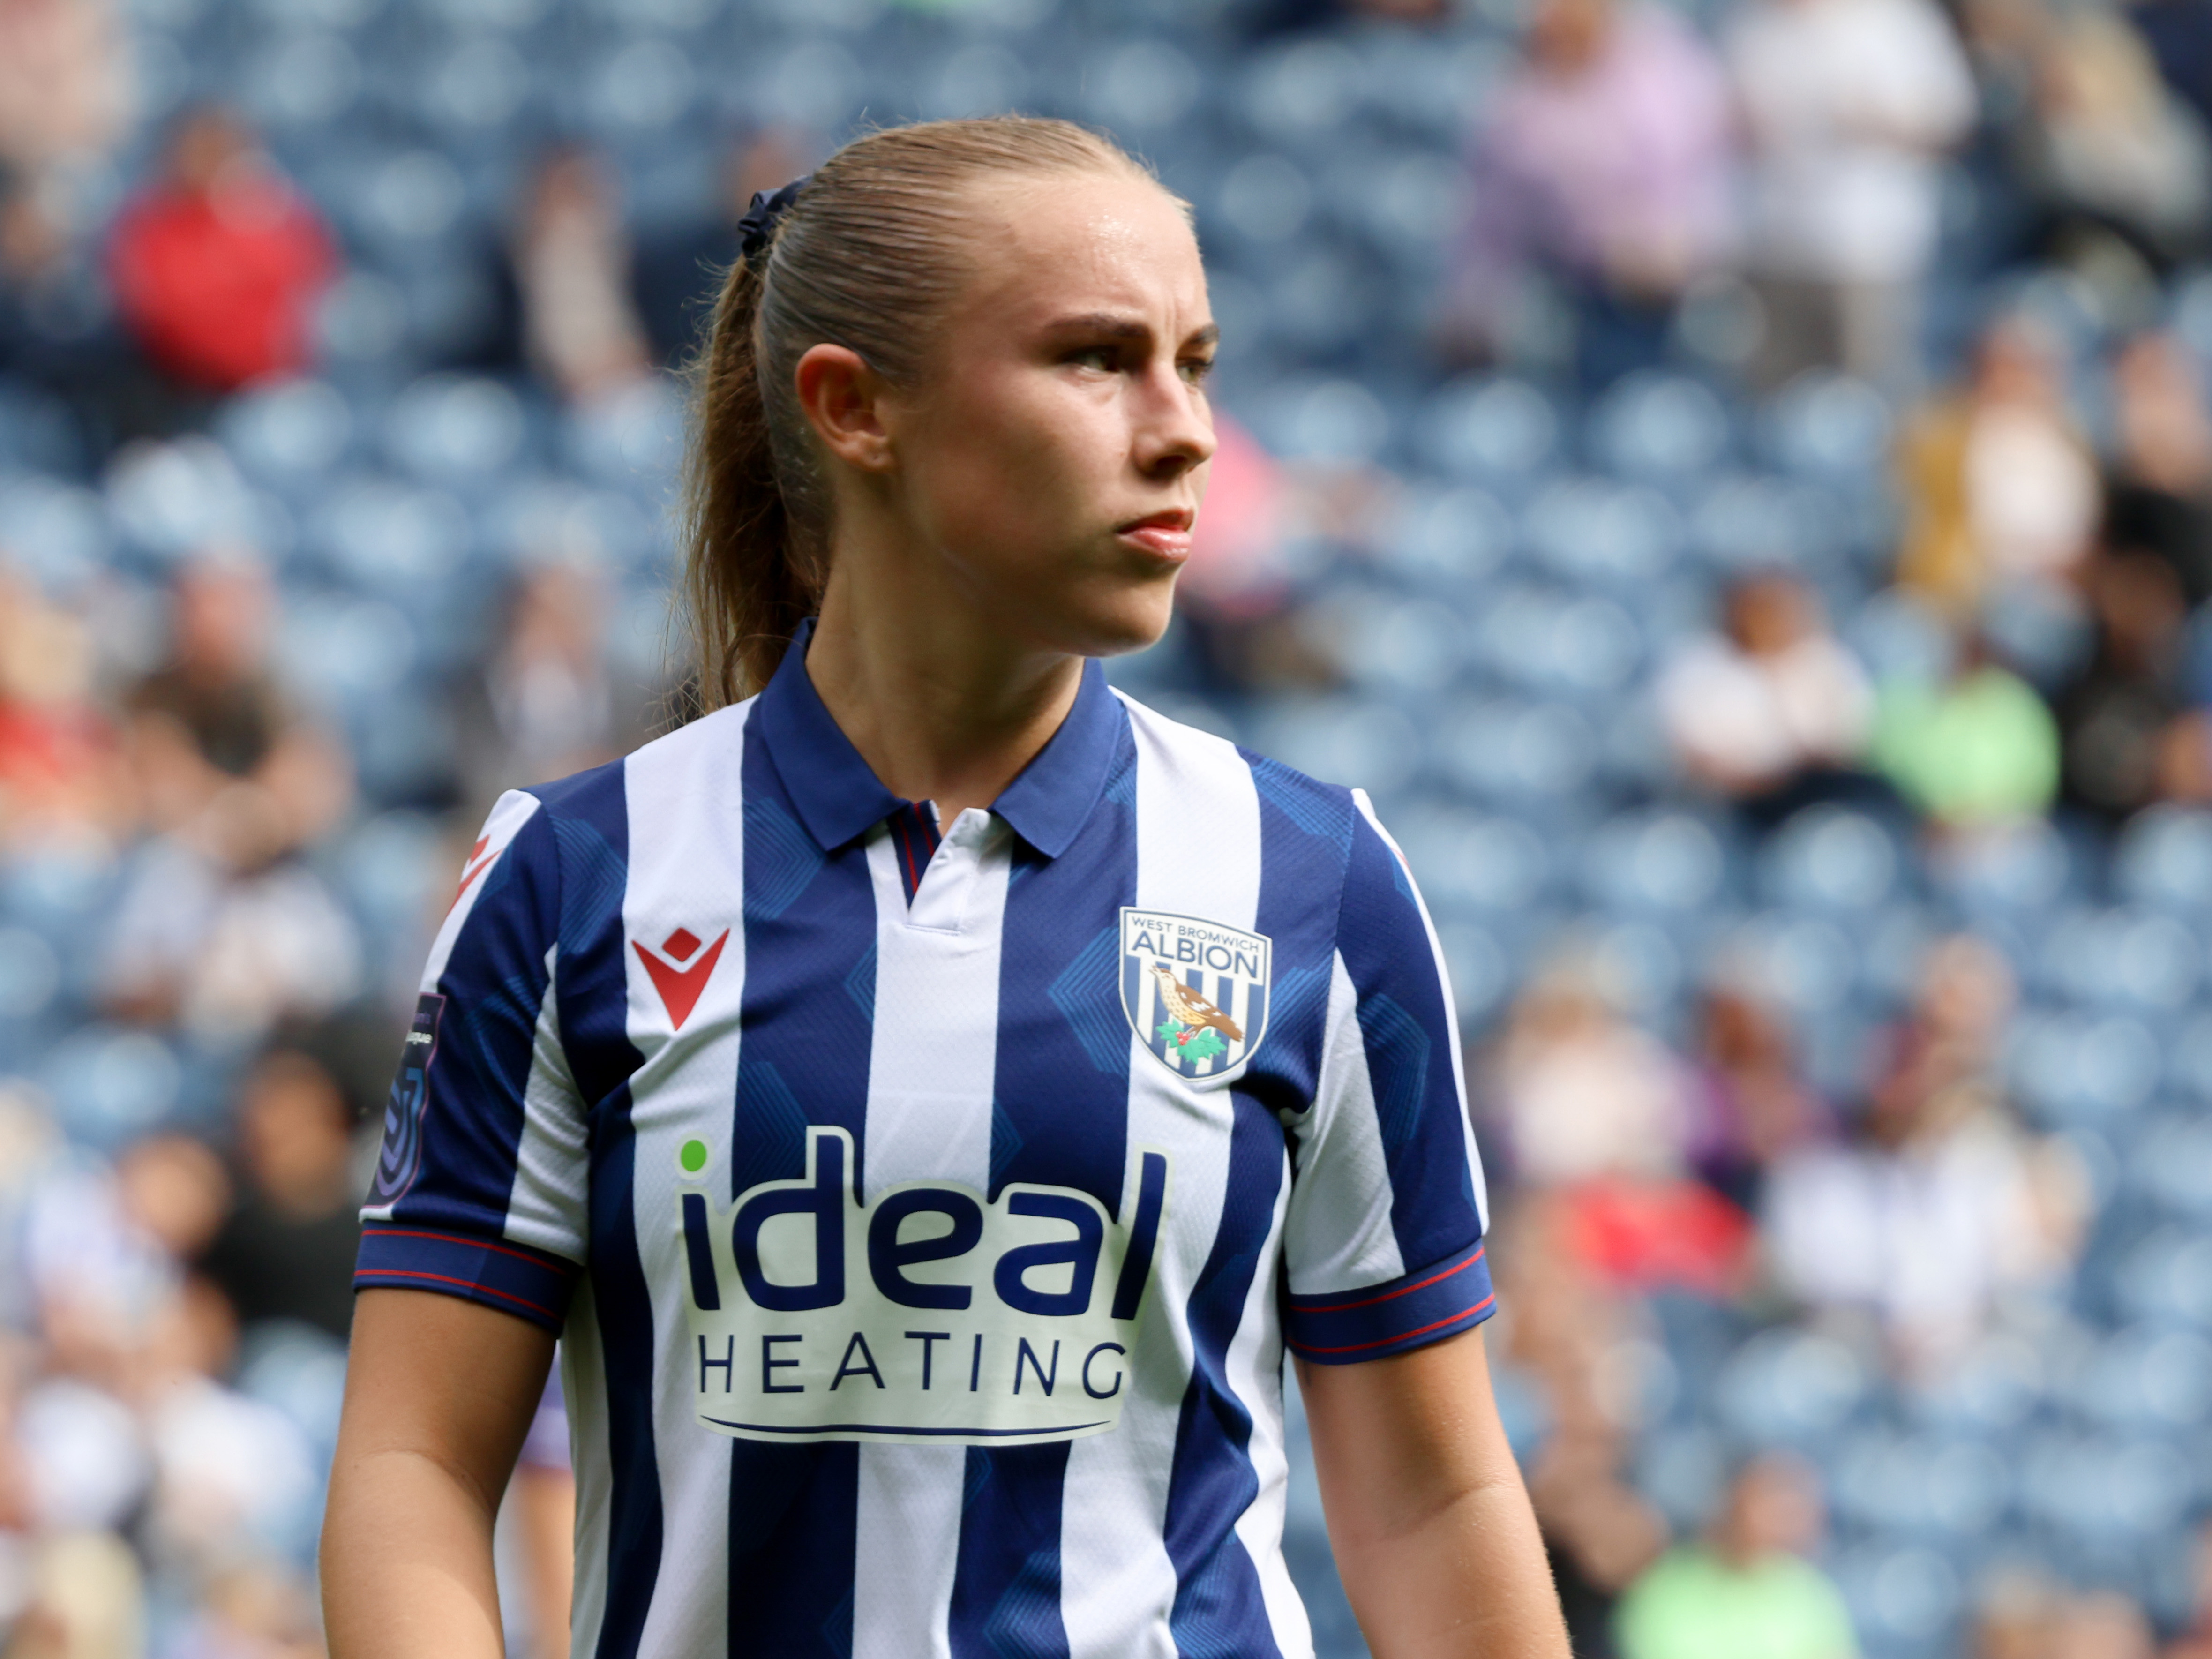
top-left (1872, 663), bottom-right (2060, 826)
top-left (1616, 1543), bottom-right (1858, 1659)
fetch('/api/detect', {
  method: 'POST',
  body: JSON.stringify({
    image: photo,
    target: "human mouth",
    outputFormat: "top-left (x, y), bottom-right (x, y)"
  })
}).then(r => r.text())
top-left (1116, 510), bottom-right (1195, 563)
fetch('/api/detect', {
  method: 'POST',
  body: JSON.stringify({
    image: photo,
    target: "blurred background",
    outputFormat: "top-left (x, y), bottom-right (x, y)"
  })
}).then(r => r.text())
top-left (7, 0), bottom-right (2212, 1653)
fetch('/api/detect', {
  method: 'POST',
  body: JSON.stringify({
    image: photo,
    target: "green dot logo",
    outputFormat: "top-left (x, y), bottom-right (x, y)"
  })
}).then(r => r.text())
top-left (680, 1139), bottom-right (708, 1175)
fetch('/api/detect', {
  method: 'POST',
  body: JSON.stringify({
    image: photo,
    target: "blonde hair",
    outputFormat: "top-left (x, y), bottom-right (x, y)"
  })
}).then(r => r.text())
top-left (677, 116), bottom-right (1159, 707)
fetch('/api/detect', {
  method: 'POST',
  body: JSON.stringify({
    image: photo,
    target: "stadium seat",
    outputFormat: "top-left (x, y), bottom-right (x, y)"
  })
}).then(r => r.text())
top-left (1414, 375), bottom-right (1562, 488)
top-left (1581, 809), bottom-right (1728, 916)
top-left (0, 474), bottom-right (113, 591)
top-left (1380, 483), bottom-right (1514, 591)
top-left (39, 1024), bottom-right (183, 1149)
top-left (1714, 1326), bottom-right (1872, 1442)
top-left (1080, 38), bottom-right (1204, 136)
top-left (1759, 372), bottom-right (1894, 480)
top-left (2017, 1432), bottom-right (2193, 1540)
top-left (1689, 472), bottom-right (1845, 572)
top-left (2114, 806), bottom-right (2212, 911)
top-left (309, 474), bottom-right (475, 591)
top-left (1469, 583), bottom-right (1643, 698)
top-left (221, 379), bottom-right (355, 489)
top-left (1247, 696), bottom-right (1422, 798)
top-left (1588, 371), bottom-right (1733, 483)
top-left (1757, 805), bottom-right (1905, 914)
top-left (1436, 697), bottom-right (1600, 803)
top-left (1834, 1543), bottom-right (1963, 1659)
top-left (383, 375), bottom-right (528, 486)
top-left (1388, 806), bottom-right (1551, 916)
top-left (2007, 1009), bottom-right (2162, 1125)
top-left (1521, 476), bottom-right (1685, 590)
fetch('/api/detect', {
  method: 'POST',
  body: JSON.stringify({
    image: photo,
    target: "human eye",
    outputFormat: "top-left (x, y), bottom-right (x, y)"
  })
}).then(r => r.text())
top-left (1068, 345), bottom-right (1119, 374)
top-left (1178, 353), bottom-right (1216, 386)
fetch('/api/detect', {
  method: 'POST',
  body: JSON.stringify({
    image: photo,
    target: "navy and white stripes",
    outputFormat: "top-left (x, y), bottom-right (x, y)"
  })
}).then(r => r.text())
top-left (358, 625), bottom-right (1493, 1659)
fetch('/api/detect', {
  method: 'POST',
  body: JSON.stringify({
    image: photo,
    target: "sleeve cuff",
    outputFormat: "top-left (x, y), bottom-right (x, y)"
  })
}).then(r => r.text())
top-left (1285, 1240), bottom-right (1495, 1365)
top-left (355, 1224), bottom-right (580, 1335)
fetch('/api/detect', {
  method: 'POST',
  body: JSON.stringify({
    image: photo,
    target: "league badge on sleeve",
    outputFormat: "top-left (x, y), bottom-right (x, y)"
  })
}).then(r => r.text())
top-left (367, 992), bottom-right (444, 1209)
top-left (1119, 909), bottom-right (1272, 1079)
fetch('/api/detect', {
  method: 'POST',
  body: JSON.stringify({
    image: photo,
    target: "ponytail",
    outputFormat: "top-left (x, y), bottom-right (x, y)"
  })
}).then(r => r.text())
top-left (675, 116), bottom-right (1163, 709)
top-left (679, 254), bottom-right (825, 710)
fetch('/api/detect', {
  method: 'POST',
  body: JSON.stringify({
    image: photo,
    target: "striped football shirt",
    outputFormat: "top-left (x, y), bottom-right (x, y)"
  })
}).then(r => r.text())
top-left (356, 620), bottom-right (1495, 1659)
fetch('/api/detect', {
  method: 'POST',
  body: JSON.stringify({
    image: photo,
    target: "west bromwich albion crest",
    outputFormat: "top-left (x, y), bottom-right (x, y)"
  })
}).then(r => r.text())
top-left (1120, 909), bottom-right (1272, 1079)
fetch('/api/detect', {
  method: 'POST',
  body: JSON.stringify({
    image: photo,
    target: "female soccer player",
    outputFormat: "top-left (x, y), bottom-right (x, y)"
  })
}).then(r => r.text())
top-left (322, 117), bottom-right (1569, 1659)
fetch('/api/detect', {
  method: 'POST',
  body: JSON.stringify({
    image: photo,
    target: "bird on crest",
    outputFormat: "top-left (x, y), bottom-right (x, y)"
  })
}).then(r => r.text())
top-left (1148, 963), bottom-right (1244, 1045)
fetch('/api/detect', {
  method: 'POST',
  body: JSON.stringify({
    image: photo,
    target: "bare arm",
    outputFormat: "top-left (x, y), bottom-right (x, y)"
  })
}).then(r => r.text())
top-left (322, 1288), bottom-right (556, 1659)
top-left (1299, 1327), bottom-right (1570, 1659)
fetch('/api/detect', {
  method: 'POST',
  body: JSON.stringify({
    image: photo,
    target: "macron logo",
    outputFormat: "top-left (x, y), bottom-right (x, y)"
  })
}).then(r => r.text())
top-left (451, 837), bottom-right (495, 910)
top-left (634, 926), bottom-right (729, 1031)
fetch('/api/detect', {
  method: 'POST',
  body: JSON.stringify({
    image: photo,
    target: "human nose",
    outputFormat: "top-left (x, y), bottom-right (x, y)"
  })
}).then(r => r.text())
top-left (1131, 363), bottom-right (1215, 480)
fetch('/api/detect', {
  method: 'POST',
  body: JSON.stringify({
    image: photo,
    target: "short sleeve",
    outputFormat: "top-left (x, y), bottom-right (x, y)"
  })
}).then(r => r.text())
top-left (1280, 792), bottom-right (1494, 1365)
top-left (354, 790), bottom-right (588, 1333)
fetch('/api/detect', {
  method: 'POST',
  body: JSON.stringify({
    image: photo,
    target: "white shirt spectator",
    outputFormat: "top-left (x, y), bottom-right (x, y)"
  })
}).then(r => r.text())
top-left (1491, 983), bottom-right (1693, 1185)
top-left (1658, 631), bottom-right (1873, 787)
top-left (14, 1379), bottom-right (150, 1534)
top-left (102, 839), bottom-right (362, 1041)
top-left (1657, 570), bottom-right (1875, 794)
top-left (1727, 0), bottom-right (1977, 283)
top-left (1764, 1112), bottom-right (2055, 1357)
top-left (1965, 403), bottom-right (2102, 583)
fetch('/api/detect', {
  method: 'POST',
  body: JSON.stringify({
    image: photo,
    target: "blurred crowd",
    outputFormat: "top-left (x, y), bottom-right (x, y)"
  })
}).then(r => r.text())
top-left (9, 0), bottom-right (2212, 1653)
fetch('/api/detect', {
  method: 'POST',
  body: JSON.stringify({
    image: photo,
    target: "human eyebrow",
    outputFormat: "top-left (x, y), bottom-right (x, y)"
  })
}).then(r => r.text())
top-left (1041, 313), bottom-right (1155, 345)
top-left (1183, 323), bottom-right (1220, 353)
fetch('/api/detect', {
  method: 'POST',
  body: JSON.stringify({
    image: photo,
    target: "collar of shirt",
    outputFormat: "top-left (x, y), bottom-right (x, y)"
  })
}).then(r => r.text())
top-left (753, 617), bottom-right (1122, 860)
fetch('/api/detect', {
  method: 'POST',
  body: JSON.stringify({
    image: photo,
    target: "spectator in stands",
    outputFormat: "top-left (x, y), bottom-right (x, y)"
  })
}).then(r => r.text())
top-left (105, 552), bottom-right (360, 1038)
top-left (513, 146), bottom-right (653, 407)
top-left (450, 559), bottom-right (653, 816)
top-left (2053, 543), bottom-right (2208, 822)
top-left (1726, 0), bottom-right (1976, 391)
top-left (0, 0), bottom-right (132, 259)
top-left (121, 552), bottom-right (348, 868)
top-left (2105, 331), bottom-right (2212, 605)
top-left (1614, 1453), bottom-right (1856, 1659)
top-left (1971, 1571), bottom-right (2063, 1659)
top-left (1447, 0), bottom-right (1735, 387)
top-left (132, 1274), bottom-right (317, 1577)
top-left (2008, 5), bottom-right (2210, 278)
top-left (1765, 935), bottom-right (2085, 1366)
top-left (1490, 1195), bottom-right (1670, 1658)
top-left (2133, 0), bottom-right (2212, 136)
top-left (1240, 0), bottom-right (1451, 33)
top-left (2165, 1519), bottom-right (2212, 1657)
top-left (1870, 633), bottom-right (2061, 832)
top-left (1873, 934), bottom-right (2017, 1110)
top-left (168, 1558), bottom-right (328, 1659)
top-left (1655, 571), bottom-right (1876, 825)
top-left (1, 1530), bottom-right (147, 1659)
top-left (510, 1379), bottom-right (576, 1659)
top-left (201, 1045), bottom-right (363, 1343)
top-left (1896, 314), bottom-right (2101, 618)
top-left (1684, 981), bottom-right (1831, 1212)
top-left (1484, 959), bottom-right (1754, 1295)
top-left (635, 126), bottom-right (811, 368)
top-left (106, 106), bottom-right (334, 401)
top-left (0, 564), bottom-right (130, 857)
top-left (1487, 956), bottom-right (1693, 1189)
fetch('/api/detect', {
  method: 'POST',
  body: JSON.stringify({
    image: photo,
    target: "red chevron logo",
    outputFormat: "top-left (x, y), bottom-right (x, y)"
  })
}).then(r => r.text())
top-left (450, 837), bottom-right (495, 910)
top-left (633, 926), bottom-right (729, 1031)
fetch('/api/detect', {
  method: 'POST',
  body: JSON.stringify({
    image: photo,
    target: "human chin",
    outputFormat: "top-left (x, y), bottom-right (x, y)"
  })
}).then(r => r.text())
top-left (1052, 564), bottom-right (1177, 658)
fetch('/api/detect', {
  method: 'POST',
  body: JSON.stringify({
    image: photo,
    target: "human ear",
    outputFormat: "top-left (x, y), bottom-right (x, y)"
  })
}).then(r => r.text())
top-left (793, 343), bottom-right (894, 473)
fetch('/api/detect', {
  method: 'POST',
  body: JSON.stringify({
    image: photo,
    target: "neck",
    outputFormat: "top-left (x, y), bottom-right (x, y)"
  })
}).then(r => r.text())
top-left (806, 539), bottom-right (1085, 826)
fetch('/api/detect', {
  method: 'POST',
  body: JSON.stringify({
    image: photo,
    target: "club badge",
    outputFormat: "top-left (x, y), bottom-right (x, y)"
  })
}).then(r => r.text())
top-left (1119, 908), bottom-right (1272, 1079)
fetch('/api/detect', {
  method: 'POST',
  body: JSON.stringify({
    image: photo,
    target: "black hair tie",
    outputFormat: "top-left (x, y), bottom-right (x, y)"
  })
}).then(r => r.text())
top-left (737, 176), bottom-right (810, 265)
